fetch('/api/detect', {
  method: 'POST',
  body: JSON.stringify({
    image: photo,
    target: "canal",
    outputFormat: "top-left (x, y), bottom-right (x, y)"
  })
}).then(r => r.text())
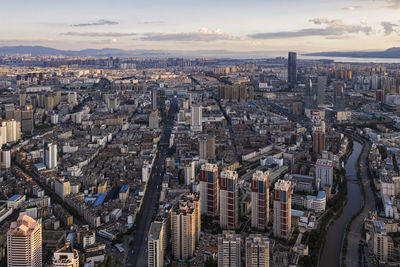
top-left (319, 141), bottom-right (363, 267)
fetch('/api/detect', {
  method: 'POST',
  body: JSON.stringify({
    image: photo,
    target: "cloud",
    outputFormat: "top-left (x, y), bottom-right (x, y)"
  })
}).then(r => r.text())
top-left (139, 21), bottom-right (164, 25)
top-left (62, 32), bottom-right (136, 37)
top-left (381, 21), bottom-right (399, 35)
top-left (342, 5), bottom-right (361, 10)
top-left (249, 18), bottom-right (372, 39)
top-left (141, 27), bottom-right (240, 42)
top-left (72, 19), bottom-right (118, 27)
top-left (361, 0), bottom-right (400, 9)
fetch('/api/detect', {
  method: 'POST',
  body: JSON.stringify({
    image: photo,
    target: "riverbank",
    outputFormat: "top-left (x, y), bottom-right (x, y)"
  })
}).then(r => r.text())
top-left (320, 141), bottom-right (363, 267)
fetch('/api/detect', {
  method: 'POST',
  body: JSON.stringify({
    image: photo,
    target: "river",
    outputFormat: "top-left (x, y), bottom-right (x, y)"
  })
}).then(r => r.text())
top-left (319, 141), bottom-right (363, 267)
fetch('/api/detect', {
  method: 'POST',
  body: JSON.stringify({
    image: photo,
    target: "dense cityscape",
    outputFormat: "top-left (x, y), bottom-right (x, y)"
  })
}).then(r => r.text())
top-left (0, 50), bottom-right (399, 267)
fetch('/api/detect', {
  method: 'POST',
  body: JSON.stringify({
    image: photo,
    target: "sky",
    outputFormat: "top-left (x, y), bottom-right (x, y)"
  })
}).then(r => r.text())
top-left (0, 0), bottom-right (400, 53)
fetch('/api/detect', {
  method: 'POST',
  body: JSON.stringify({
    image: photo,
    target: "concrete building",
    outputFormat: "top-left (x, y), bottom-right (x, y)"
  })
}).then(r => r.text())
top-left (7, 215), bottom-right (42, 267)
top-left (44, 142), bottom-right (58, 169)
top-left (7, 194), bottom-right (26, 210)
top-left (273, 180), bottom-right (291, 240)
top-left (218, 231), bottom-right (241, 267)
top-left (53, 244), bottom-right (79, 267)
top-left (148, 222), bottom-right (165, 267)
top-left (191, 105), bottom-right (202, 132)
top-left (184, 161), bottom-right (195, 185)
top-left (245, 235), bottom-right (270, 267)
top-left (372, 221), bottom-right (393, 262)
top-left (251, 171), bottom-right (270, 230)
top-left (312, 130), bottom-right (326, 155)
top-left (55, 178), bottom-right (71, 200)
top-left (199, 163), bottom-right (219, 217)
top-left (317, 76), bottom-right (327, 106)
top-left (288, 52), bottom-right (297, 85)
top-left (171, 194), bottom-right (200, 260)
top-left (315, 159), bottom-right (334, 187)
top-left (220, 170), bottom-right (239, 230)
top-left (149, 110), bottom-right (160, 130)
top-left (2, 150), bottom-right (11, 169)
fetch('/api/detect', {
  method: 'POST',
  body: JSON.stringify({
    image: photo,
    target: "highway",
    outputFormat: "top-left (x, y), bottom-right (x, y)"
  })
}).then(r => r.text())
top-left (126, 99), bottom-right (178, 267)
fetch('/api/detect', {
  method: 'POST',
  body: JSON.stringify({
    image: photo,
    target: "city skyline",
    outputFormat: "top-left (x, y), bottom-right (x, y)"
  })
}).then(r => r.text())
top-left (0, 0), bottom-right (400, 54)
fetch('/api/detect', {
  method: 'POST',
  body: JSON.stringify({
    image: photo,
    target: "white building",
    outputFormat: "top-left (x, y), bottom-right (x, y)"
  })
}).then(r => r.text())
top-left (53, 244), bottom-right (79, 267)
top-left (148, 222), bottom-right (165, 267)
top-left (2, 150), bottom-right (11, 169)
top-left (184, 161), bottom-right (195, 185)
top-left (7, 215), bottom-right (42, 267)
top-left (44, 142), bottom-right (58, 169)
top-left (218, 231), bottom-right (241, 267)
top-left (245, 235), bottom-right (270, 267)
top-left (190, 105), bottom-right (202, 132)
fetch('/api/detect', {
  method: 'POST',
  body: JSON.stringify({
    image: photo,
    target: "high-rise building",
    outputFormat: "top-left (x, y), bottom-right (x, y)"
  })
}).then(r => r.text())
top-left (191, 105), bottom-right (202, 132)
top-left (184, 161), bottom-right (195, 185)
top-left (21, 107), bottom-right (34, 134)
top-left (218, 231), bottom-right (241, 267)
top-left (312, 130), bottom-right (326, 155)
top-left (7, 215), bottom-right (42, 267)
top-left (53, 244), bottom-right (79, 267)
top-left (220, 170), bottom-right (239, 230)
top-left (315, 159), bottom-right (334, 188)
top-left (199, 136), bottom-right (208, 160)
top-left (152, 89), bottom-right (158, 110)
top-left (372, 221), bottom-right (393, 262)
top-left (273, 180), bottom-right (291, 240)
top-left (149, 110), bottom-right (160, 129)
top-left (148, 222), bottom-right (165, 267)
top-left (199, 163), bottom-right (219, 217)
top-left (2, 150), bottom-right (11, 169)
top-left (44, 142), bottom-right (58, 169)
top-left (171, 194), bottom-right (200, 260)
top-left (55, 178), bottom-right (71, 200)
top-left (334, 82), bottom-right (345, 110)
top-left (199, 135), bottom-right (216, 161)
top-left (67, 92), bottom-right (77, 106)
top-left (251, 171), bottom-right (269, 230)
top-left (245, 235), bottom-right (270, 267)
top-left (317, 76), bottom-right (327, 106)
top-left (288, 52), bottom-right (297, 85)
top-left (19, 93), bottom-right (27, 107)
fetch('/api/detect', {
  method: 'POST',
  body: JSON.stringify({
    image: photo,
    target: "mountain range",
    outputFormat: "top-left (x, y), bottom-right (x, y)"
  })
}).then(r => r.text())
top-left (303, 47), bottom-right (400, 59)
top-left (0, 45), bottom-right (284, 59)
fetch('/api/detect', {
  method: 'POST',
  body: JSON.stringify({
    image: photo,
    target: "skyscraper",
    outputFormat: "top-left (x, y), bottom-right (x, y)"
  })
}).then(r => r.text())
top-left (171, 194), bottom-right (200, 260)
top-left (199, 163), bottom-right (219, 217)
top-left (191, 105), bottom-right (202, 132)
top-left (53, 244), bottom-right (79, 267)
top-left (7, 214), bottom-right (42, 267)
top-left (251, 171), bottom-right (270, 230)
top-left (334, 82), bottom-right (345, 110)
top-left (313, 130), bottom-right (326, 155)
top-left (152, 89), bottom-right (158, 110)
top-left (44, 142), bottom-right (57, 169)
top-left (220, 170), bottom-right (239, 230)
top-left (288, 52), bottom-right (297, 85)
top-left (218, 231), bottom-right (241, 267)
top-left (273, 180), bottom-right (291, 240)
top-left (317, 76), bottom-right (327, 106)
top-left (245, 235), bottom-right (270, 267)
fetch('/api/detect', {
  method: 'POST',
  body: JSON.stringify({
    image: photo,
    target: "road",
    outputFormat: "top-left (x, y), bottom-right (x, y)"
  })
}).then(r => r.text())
top-left (345, 141), bottom-right (375, 267)
top-left (217, 101), bottom-right (240, 163)
top-left (126, 99), bottom-right (178, 267)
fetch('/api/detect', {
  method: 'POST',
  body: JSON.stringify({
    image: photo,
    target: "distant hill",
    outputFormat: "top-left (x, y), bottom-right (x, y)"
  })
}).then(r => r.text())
top-left (304, 47), bottom-right (400, 58)
top-left (0, 45), bottom-right (288, 59)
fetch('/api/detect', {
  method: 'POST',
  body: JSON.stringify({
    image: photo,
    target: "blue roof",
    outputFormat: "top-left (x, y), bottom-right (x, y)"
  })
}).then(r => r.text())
top-left (317, 191), bottom-right (326, 199)
top-left (93, 191), bottom-right (107, 207)
top-left (134, 189), bottom-right (139, 195)
top-left (120, 184), bottom-right (129, 193)
top-left (34, 163), bottom-right (46, 169)
top-left (8, 195), bottom-right (22, 201)
top-left (291, 209), bottom-right (305, 217)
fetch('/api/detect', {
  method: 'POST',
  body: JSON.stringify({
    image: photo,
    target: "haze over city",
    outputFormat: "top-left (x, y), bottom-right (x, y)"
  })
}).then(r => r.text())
top-left (1, 0), bottom-right (400, 54)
